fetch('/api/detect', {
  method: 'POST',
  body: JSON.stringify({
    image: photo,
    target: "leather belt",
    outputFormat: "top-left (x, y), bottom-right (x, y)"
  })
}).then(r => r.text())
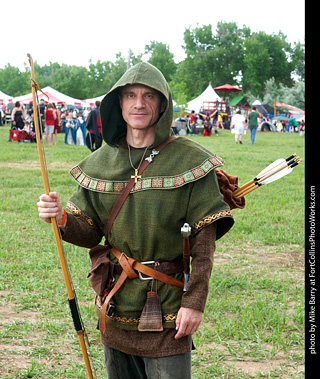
top-left (100, 248), bottom-right (184, 334)
top-left (112, 259), bottom-right (184, 277)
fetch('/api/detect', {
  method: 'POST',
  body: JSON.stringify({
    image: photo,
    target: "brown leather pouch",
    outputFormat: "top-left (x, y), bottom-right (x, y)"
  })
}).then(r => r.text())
top-left (87, 244), bottom-right (116, 298)
top-left (215, 168), bottom-right (246, 210)
top-left (138, 290), bottom-right (163, 332)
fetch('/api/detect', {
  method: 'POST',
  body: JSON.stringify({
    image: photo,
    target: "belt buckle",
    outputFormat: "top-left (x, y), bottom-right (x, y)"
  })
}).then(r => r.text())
top-left (138, 260), bottom-right (155, 280)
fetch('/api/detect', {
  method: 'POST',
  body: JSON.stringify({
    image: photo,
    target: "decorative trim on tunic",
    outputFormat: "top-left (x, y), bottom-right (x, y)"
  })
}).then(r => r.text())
top-left (192, 209), bottom-right (233, 233)
top-left (69, 155), bottom-right (224, 194)
top-left (106, 312), bottom-right (177, 327)
top-left (66, 200), bottom-right (101, 230)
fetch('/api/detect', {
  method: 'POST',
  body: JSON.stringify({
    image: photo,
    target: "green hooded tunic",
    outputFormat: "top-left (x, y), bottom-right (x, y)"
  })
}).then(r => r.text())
top-left (66, 62), bottom-right (234, 331)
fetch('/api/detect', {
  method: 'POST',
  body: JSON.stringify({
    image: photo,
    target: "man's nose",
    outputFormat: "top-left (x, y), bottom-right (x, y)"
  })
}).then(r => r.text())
top-left (134, 95), bottom-right (145, 108)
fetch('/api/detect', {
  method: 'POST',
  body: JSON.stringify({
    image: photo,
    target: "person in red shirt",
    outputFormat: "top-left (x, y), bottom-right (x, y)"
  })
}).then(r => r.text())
top-left (45, 103), bottom-right (56, 145)
top-left (189, 110), bottom-right (197, 134)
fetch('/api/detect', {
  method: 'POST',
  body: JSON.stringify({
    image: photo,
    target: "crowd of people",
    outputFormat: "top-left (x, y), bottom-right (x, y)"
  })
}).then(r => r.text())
top-left (2, 99), bottom-right (305, 148)
top-left (172, 106), bottom-right (305, 145)
top-left (172, 109), bottom-right (225, 137)
top-left (2, 99), bottom-right (102, 151)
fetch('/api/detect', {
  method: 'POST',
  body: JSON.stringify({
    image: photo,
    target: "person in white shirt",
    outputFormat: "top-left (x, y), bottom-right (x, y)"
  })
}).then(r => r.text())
top-left (231, 109), bottom-right (246, 144)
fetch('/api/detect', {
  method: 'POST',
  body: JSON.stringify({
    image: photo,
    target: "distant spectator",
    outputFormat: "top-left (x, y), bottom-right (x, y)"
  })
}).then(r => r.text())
top-left (65, 113), bottom-right (76, 145)
top-left (39, 99), bottom-right (46, 133)
top-left (45, 103), bottom-right (56, 145)
top-left (216, 113), bottom-right (224, 129)
top-left (86, 100), bottom-right (102, 151)
top-left (231, 109), bottom-right (246, 144)
top-left (11, 101), bottom-right (25, 130)
top-left (52, 103), bottom-right (61, 145)
top-left (76, 112), bottom-right (86, 145)
top-left (248, 106), bottom-right (260, 144)
top-left (276, 120), bottom-right (283, 132)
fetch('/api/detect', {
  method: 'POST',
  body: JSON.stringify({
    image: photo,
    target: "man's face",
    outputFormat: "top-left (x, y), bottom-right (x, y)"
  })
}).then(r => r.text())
top-left (119, 84), bottom-right (165, 131)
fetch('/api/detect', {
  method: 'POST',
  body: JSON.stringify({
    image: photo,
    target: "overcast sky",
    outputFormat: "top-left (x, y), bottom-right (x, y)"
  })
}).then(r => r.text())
top-left (1, 0), bottom-right (304, 71)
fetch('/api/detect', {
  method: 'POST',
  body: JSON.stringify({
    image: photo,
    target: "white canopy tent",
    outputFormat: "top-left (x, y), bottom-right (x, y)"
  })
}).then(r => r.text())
top-left (186, 84), bottom-right (221, 112)
top-left (84, 94), bottom-right (105, 106)
top-left (0, 90), bottom-right (13, 103)
top-left (13, 86), bottom-right (89, 107)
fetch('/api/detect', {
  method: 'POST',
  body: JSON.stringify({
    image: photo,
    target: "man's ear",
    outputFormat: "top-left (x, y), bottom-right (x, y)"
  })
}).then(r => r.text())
top-left (160, 99), bottom-right (166, 113)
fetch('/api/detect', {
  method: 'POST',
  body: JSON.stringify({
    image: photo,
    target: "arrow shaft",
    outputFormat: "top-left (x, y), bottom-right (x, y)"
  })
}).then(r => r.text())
top-left (233, 154), bottom-right (296, 197)
top-left (236, 159), bottom-right (300, 198)
top-left (236, 166), bottom-right (288, 198)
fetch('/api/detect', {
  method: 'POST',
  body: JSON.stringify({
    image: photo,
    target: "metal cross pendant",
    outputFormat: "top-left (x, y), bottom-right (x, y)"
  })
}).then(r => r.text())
top-left (131, 169), bottom-right (141, 183)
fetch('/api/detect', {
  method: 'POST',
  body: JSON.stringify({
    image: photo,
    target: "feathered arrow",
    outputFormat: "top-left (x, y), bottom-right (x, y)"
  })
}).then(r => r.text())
top-left (234, 154), bottom-right (302, 198)
top-left (28, 54), bottom-right (95, 379)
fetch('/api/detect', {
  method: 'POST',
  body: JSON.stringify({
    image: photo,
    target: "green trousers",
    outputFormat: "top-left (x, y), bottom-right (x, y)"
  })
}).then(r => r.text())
top-left (103, 338), bottom-right (192, 379)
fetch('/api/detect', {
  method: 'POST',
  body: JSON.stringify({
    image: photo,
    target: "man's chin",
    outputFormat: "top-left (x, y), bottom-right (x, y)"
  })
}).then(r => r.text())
top-left (130, 123), bottom-right (157, 131)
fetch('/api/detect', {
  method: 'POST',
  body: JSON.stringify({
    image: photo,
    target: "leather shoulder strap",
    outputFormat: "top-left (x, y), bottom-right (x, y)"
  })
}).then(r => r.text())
top-left (105, 136), bottom-right (177, 240)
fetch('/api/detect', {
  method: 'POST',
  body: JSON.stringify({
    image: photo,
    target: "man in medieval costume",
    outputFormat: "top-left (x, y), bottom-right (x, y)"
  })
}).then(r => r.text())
top-left (37, 62), bottom-right (240, 378)
top-left (85, 100), bottom-right (102, 151)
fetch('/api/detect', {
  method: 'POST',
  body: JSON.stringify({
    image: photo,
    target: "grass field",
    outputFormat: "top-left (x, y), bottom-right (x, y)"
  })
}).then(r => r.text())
top-left (0, 125), bottom-right (305, 378)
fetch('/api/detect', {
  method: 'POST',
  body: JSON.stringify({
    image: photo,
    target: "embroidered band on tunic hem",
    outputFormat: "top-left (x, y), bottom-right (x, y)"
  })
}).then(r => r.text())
top-left (105, 312), bottom-right (177, 327)
top-left (69, 155), bottom-right (224, 194)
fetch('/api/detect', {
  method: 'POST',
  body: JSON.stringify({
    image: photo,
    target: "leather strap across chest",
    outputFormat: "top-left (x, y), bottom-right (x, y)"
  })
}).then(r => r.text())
top-left (105, 136), bottom-right (176, 241)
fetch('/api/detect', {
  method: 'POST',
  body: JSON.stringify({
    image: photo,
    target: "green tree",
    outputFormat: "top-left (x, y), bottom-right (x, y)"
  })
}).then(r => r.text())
top-left (261, 78), bottom-right (305, 110)
top-left (212, 21), bottom-right (250, 85)
top-left (280, 81), bottom-right (305, 109)
top-left (181, 24), bottom-right (216, 98)
top-left (0, 21), bottom-right (304, 104)
top-left (144, 41), bottom-right (177, 82)
top-left (169, 80), bottom-right (188, 110)
top-left (290, 41), bottom-right (305, 82)
top-left (178, 22), bottom-right (249, 101)
top-left (262, 77), bottom-right (280, 105)
top-left (242, 32), bottom-right (293, 96)
top-left (0, 64), bottom-right (30, 96)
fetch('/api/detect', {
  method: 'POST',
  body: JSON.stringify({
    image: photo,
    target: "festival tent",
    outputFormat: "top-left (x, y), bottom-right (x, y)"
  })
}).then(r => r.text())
top-left (13, 86), bottom-right (89, 107)
top-left (273, 101), bottom-right (305, 115)
top-left (84, 94), bottom-right (105, 106)
top-left (186, 84), bottom-right (221, 112)
top-left (0, 90), bottom-right (13, 103)
top-left (252, 100), bottom-right (274, 116)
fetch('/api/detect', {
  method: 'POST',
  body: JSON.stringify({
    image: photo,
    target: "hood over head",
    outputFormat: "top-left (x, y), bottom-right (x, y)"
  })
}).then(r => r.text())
top-left (100, 62), bottom-right (174, 147)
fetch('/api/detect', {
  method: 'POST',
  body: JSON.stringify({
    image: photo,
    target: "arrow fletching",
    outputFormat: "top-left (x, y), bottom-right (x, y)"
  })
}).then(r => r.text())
top-left (234, 157), bottom-right (302, 197)
top-left (256, 153), bottom-right (296, 179)
top-left (258, 166), bottom-right (293, 185)
top-left (233, 153), bottom-right (297, 197)
top-left (256, 158), bottom-right (285, 178)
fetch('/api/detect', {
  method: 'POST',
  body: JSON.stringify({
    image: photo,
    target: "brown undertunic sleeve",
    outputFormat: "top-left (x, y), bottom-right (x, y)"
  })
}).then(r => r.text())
top-left (101, 222), bottom-right (217, 358)
top-left (180, 222), bottom-right (216, 312)
top-left (60, 213), bottom-right (103, 248)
